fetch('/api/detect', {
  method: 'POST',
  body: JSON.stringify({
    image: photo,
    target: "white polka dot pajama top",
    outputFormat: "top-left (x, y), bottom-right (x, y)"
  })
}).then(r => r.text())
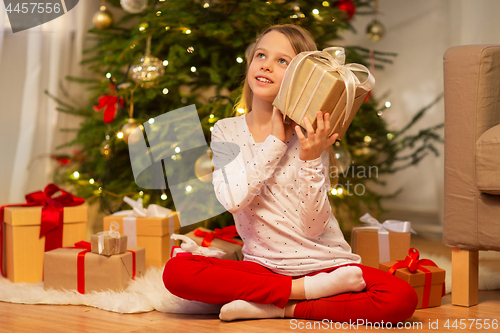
top-left (211, 114), bottom-right (361, 276)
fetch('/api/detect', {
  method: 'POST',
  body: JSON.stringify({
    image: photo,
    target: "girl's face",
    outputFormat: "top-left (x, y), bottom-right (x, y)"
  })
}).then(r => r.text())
top-left (247, 30), bottom-right (297, 106)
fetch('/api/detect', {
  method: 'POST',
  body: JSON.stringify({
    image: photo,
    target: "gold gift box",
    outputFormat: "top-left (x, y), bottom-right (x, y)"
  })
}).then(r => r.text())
top-left (350, 228), bottom-right (411, 268)
top-left (379, 261), bottom-right (445, 309)
top-left (103, 212), bottom-right (180, 268)
top-left (273, 52), bottom-right (369, 140)
top-left (44, 246), bottom-right (145, 293)
top-left (90, 234), bottom-right (128, 256)
top-left (3, 205), bottom-right (87, 283)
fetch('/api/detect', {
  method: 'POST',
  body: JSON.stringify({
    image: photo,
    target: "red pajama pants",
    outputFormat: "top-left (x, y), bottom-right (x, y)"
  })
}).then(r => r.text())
top-left (163, 255), bottom-right (418, 323)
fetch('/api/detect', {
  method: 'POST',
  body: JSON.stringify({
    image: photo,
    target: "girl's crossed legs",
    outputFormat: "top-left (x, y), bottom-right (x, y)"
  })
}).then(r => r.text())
top-left (163, 255), bottom-right (418, 323)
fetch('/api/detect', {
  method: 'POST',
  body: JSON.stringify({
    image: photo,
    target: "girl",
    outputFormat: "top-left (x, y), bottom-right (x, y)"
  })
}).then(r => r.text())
top-left (163, 24), bottom-right (418, 323)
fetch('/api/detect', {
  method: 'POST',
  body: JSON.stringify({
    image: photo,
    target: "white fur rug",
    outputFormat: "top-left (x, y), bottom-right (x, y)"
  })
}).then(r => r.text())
top-left (0, 252), bottom-right (498, 314)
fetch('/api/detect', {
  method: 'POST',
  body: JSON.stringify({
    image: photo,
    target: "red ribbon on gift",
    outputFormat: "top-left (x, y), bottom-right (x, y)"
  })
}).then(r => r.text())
top-left (127, 249), bottom-right (136, 280)
top-left (387, 247), bottom-right (445, 308)
top-left (68, 241), bottom-right (92, 294)
top-left (68, 242), bottom-right (137, 294)
top-left (194, 225), bottom-right (243, 247)
top-left (0, 184), bottom-right (85, 277)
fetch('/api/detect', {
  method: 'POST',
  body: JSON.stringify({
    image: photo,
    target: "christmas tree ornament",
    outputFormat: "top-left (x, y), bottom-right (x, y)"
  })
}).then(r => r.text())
top-left (130, 37), bottom-right (165, 88)
top-left (93, 85), bottom-right (123, 123)
top-left (333, 143), bottom-right (352, 173)
top-left (336, 0), bottom-right (355, 21)
top-left (366, 0), bottom-right (385, 42)
top-left (92, 4), bottom-right (113, 30)
top-left (366, 19), bottom-right (385, 42)
top-left (195, 149), bottom-right (214, 183)
top-left (187, 46), bottom-right (194, 53)
top-left (120, 0), bottom-right (148, 14)
top-left (100, 139), bottom-right (112, 158)
top-left (121, 118), bottom-right (143, 144)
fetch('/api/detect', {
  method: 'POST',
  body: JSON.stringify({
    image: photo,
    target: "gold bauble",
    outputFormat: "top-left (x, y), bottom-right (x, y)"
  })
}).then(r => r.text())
top-left (366, 19), bottom-right (386, 42)
top-left (194, 150), bottom-right (214, 183)
top-left (121, 118), bottom-right (143, 144)
top-left (93, 6), bottom-right (113, 30)
top-left (333, 143), bottom-right (352, 173)
top-left (130, 54), bottom-right (165, 88)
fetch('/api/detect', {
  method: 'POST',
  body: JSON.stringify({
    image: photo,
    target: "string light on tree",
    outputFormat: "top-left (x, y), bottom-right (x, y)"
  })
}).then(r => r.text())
top-left (138, 23), bottom-right (149, 32)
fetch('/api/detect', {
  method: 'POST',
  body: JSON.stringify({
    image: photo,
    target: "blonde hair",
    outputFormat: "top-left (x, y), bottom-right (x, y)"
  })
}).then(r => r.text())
top-left (236, 24), bottom-right (338, 188)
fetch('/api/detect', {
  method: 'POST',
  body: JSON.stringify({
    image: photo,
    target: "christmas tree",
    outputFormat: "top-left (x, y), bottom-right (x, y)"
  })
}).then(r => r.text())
top-left (50, 0), bottom-right (442, 230)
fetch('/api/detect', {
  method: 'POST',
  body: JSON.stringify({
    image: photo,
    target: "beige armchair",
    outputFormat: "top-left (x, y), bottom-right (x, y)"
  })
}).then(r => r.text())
top-left (443, 44), bottom-right (500, 307)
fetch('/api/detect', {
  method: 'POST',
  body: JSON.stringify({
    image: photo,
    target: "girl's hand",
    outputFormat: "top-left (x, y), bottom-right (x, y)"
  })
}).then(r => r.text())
top-left (271, 107), bottom-right (296, 143)
top-left (295, 111), bottom-right (339, 161)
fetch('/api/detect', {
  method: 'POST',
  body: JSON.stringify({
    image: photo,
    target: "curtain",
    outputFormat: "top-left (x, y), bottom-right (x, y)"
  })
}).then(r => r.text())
top-left (0, 1), bottom-right (98, 203)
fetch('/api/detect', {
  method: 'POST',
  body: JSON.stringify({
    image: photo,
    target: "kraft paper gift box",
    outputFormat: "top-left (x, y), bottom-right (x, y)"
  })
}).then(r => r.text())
top-left (350, 213), bottom-right (414, 268)
top-left (103, 197), bottom-right (180, 268)
top-left (90, 233), bottom-right (128, 256)
top-left (2, 204), bottom-right (87, 283)
top-left (44, 245), bottom-right (145, 293)
top-left (379, 248), bottom-right (446, 309)
top-left (273, 47), bottom-right (374, 140)
top-left (184, 226), bottom-right (243, 261)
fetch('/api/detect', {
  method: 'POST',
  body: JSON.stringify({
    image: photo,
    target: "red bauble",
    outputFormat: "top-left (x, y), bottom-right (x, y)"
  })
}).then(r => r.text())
top-left (336, 0), bottom-right (356, 21)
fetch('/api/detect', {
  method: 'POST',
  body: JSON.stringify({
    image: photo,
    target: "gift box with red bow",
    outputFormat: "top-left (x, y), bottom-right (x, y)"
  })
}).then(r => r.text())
top-left (183, 226), bottom-right (243, 261)
top-left (103, 197), bottom-right (181, 268)
top-left (1, 184), bottom-right (87, 283)
top-left (44, 241), bottom-right (145, 293)
top-left (379, 248), bottom-right (446, 309)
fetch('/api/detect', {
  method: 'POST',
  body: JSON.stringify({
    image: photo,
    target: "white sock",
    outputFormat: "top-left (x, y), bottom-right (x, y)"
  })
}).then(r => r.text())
top-left (304, 266), bottom-right (366, 300)
top-left (219, 300), bottom-right (285, 321)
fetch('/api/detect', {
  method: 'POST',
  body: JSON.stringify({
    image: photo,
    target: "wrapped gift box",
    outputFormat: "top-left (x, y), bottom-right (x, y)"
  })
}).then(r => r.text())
top-left (351, 228), bottom-right (411, 268)
top-left (44, 246), bottom-right (145, 293)
top-left (90, 234), bottom-right (128, 256)
top-left (273, 47), bottom-right (373, 140)
top-left (103, 212), bottom-right (180, 268)
top-left (184, 227), bottom-right (243, 261)
top-left (3, 205), bottom-right (87, 283)
top-left (379, 260), bottom-right (446, 309)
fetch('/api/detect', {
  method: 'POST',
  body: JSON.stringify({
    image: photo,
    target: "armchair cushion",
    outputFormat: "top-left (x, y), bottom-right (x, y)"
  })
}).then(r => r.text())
top-left (476, 124), bottom-right (500, 195)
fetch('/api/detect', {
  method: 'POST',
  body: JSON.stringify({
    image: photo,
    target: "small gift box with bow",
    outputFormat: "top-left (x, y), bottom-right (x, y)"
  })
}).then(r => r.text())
top-left (44, 241), bottom-right (145, 294)
top-left (103, 196), bottom-right (180, 268)
top-left (350, 213), bottom-right (415, 268)
top-left (1, 184), bottom-right (87, 283)
top-left (170, 234), bottom-right (225, 259)
top-left (273, 47), bottom-right (374, 140)
top-left (183, 226), bottom-right (243, 261)
top-left (90, 221), bottom-right (128, 256)
top-left (379, 248), bottom-right (446, 309)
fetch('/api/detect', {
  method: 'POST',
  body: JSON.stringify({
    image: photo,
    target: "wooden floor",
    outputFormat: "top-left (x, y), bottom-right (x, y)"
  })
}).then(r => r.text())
top-left (2, 235), bottom-right (499, 332)
top-left (0, 291), bottom-right (499, 332)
